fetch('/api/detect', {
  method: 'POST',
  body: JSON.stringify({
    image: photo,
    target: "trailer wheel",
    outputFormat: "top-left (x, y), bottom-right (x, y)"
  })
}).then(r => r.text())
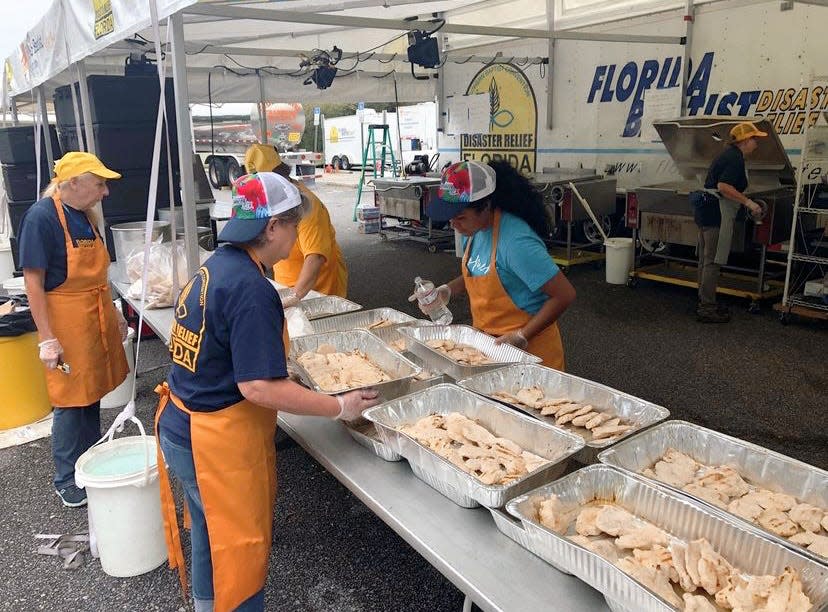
top-left (226, 158), bottom-right (242, 184)
top-left (340, 156), bottom-right (352, 171)
top-left (208, 158), bottom-right (228, 189)
top-left (331, 156), bottom-right (340, 170)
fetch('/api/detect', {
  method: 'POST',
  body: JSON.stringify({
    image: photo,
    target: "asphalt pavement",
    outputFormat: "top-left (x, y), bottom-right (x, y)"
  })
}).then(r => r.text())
top-left (1, 178), bottom-right (825, 611)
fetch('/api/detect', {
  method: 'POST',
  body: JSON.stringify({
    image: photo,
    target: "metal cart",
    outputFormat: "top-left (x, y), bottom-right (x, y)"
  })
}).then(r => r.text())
top-left (372, 176), bottom-right (456, 253)
top-left (625, 117), bottom-right (798, 311)
top-left (531, 168), bottom-right (617, 269)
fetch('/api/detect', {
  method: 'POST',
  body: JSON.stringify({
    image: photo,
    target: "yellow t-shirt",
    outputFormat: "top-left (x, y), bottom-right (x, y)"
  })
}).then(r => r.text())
top-left (273, 182), bottom-right (348, 297)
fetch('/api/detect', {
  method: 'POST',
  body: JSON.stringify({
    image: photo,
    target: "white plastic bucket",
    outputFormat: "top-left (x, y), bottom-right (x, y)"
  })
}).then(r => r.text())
top-left (0, 246), bottom-right (14, 281)
top-left (75, 418), bottom-right (167, 577)
top-left (604, 237), bottom-right (634, 285)
top-left (101, 327), bottom-right (136, 410)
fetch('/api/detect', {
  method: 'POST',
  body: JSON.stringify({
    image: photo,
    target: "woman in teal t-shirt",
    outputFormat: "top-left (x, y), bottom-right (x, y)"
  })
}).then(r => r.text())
top-left (419, 160), bottom-right (576, 370)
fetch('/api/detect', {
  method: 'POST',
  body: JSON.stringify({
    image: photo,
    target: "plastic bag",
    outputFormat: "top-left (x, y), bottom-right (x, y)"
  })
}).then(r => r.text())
top-left (285, 306), bottom-right (315, 339)
top-left (0, 296), bottom-right (36, 337)
top-left (126, 243), bottom-right (190, 309)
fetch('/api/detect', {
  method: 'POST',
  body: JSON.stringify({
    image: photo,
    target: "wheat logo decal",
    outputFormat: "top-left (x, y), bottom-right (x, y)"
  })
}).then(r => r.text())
top-left (489, 78), bottom-right (514, 129)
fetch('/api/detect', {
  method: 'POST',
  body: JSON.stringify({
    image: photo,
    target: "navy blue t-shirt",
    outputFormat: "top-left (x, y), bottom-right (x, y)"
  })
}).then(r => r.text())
top-left (18, 197), bottom-right (98, 290)
top-left (159, 245), bottom-right (288, 447)
top-left (694, 146), bottom-right (748, 227)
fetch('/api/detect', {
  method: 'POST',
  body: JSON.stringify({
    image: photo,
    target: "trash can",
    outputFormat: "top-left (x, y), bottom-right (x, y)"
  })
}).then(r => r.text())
top-left (604, 238), bottom-right (634, 285)
top-left (0, 297), bottom-right (51, 429)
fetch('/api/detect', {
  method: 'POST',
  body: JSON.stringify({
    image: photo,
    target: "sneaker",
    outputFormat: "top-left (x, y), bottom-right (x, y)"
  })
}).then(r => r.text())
top-left (696, 308), bottom-right (731, 324)
top-left (56, 484), bottom-right (87, 508)
top-left (696, 302), bottom-right (729, 314)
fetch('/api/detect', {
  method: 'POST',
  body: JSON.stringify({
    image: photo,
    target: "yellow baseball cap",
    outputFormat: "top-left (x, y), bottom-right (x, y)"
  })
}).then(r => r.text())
top-left (54, 152), bottom-right (121, 182)
top-left (729, 122), bottom-right (768, 143)
top-left (244, 144), bottom-right (283, 173)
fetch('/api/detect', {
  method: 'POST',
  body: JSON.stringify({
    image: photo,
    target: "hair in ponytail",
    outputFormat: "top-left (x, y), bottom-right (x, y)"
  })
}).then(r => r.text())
top-left (475, 160), bottom-right (550, 239)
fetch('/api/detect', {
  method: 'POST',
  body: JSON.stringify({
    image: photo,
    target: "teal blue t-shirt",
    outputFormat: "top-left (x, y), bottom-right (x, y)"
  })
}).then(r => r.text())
top-left (462, 212), bottom-right (559, 314)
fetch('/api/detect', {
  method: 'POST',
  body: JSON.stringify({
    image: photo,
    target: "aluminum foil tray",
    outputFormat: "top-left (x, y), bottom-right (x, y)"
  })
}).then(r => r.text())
top-left (369, 320), bottom-right (434, 353)
top-left (401, 324), bottom-right (541, 381)
top-left (297, 295), bottom-right (362, 320)
top-left (457, 364), bottom-right (669, 464)
top-left (489, 509), bottom-right (571, 574)
top-left (506, 464), bottom-right (828, 612)
top-left (343, 419), bottom-right (402, 462)
top-left (364, 383), bottom-right (585, 508)
top-left (309, 308), bottom-right (417, 334)
top-left (271, 282), bottom-right (324, 301)
top-left (289, 329), bottom-right (421, 398)
top-left (598, 420), bottom-right (828, 565)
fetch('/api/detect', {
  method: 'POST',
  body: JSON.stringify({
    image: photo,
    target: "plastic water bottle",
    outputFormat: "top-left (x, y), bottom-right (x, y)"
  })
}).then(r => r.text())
top-left (413, 276), bottom-right (453, 325)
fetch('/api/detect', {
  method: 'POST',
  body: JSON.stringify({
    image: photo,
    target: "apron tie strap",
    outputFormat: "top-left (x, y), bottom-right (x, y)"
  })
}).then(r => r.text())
top-left (154, 384), bottom-right (189, 599)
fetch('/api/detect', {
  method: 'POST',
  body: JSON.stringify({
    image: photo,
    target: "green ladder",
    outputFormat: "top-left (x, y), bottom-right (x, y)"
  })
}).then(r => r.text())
top-left (354, 123), bottom-right (397, 220)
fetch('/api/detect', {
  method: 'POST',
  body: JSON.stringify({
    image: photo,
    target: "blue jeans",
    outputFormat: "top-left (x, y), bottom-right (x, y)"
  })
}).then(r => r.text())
top-left (158, 428), bottom-right (265, 612)
top-left (52, 402), bottom-right (101, 489)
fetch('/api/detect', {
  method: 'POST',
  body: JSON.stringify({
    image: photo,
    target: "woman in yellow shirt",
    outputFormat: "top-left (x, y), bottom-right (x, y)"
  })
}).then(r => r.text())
top-left (244, 144), bottom-right (347, 304)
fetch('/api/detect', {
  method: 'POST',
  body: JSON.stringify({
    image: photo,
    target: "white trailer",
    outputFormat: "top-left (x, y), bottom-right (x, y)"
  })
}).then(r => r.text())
top-left (323, 102), bottom-right (437, 170)
top-left (437, 1), bottom-right (827, 191)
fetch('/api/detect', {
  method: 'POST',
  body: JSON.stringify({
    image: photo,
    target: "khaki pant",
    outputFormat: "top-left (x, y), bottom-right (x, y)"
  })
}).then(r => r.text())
top-left (698, 226), bottom-right (720, 309)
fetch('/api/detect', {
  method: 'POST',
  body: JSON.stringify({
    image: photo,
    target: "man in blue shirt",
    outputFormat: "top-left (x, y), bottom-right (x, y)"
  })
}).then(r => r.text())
top-left (690, 122), bottom-right (766, 323)
top-left (155, 172), bottom-right (378, 612)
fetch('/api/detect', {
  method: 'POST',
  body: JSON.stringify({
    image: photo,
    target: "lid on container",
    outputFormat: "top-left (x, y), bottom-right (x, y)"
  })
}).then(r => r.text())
top-left (653, 116), bottom-right (795, 186)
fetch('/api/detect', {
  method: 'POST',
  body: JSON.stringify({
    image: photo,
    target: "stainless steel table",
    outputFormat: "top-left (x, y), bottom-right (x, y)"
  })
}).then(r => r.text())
top-left (112, 283), bottom-right (608, 611)
top-left (277, 413), bottom-right (607, 612)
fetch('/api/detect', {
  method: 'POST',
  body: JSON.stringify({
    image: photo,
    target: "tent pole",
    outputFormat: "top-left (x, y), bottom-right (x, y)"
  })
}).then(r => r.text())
top-left (77, 60), bottom-right (96, 154)
top-left (681, 0), bottom-right (695, 115)
top-left (546, 0), bottom-right (554, 131)
top-left (76, 59), bottom-right (107, 243)
top-left (170, 11), bottom-right (200, 277)
top-left (258, 72), bottom-right (267, 143)
top-left (36, 87), bottom-right (55, 178)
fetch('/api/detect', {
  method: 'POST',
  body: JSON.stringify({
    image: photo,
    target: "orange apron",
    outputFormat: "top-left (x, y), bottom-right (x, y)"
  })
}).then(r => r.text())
top-left (462, 209), bottom-right (565, 370)
top-left (44, 196), bottom-right (128, 407)
top-left (273, 182), bottom-right (348, 297)
top-left (155, 248), bottom-right (289, 612)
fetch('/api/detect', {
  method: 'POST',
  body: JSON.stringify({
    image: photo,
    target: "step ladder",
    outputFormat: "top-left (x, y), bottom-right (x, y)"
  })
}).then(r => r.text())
top-left (779, 75), bottom-right (828, 321)
top-left (354, 124), bottom-right (397, 218)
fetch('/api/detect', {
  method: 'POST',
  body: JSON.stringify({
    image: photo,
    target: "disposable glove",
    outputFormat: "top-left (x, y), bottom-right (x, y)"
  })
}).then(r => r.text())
top-left (495, 329), bottom-right (529, 350)
top-left (38, 338), bottom-right (63, 369)
top-left (407, 284), bottom-right (451, 316)
top-left (115, 307), bottom-right (129, 342)
top-left (745, 199), bottom-right (763, 218)
top-left (105, 399), bottom-right (137, 438)
top-left (281, 291), bottom-right (300, 310)
top-left (335, 389), bottom-right (381, 421)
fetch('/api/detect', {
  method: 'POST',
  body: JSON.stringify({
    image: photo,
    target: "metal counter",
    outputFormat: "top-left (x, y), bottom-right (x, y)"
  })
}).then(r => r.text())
top-left (277, 412), bottom-right (608, 612)
top-left (111, 284), bottom-right (609, 611)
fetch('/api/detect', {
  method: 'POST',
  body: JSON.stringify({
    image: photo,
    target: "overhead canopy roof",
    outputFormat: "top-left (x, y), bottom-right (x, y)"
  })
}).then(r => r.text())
top-left (3, 0), bottom-right (695, 107)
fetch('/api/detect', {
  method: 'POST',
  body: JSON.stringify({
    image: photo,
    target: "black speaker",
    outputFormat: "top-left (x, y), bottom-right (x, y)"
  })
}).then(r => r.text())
top-left (59, 121), bottom-right (179, 171)
top-left (85, 75), bottom-right (176, 125)
top-left (0, 126), bottom-right (61, 165)
top-left (102, 168), bottom-right (181, 218)
top-left (7, 199), bottom-right (36, 239)
top-left (2, 164), bottom-right (50, 201)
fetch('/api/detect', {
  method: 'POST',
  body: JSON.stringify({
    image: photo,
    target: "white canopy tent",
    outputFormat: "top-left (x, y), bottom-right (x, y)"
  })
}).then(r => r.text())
top-left (2, 0), bottom-right (697, 273)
